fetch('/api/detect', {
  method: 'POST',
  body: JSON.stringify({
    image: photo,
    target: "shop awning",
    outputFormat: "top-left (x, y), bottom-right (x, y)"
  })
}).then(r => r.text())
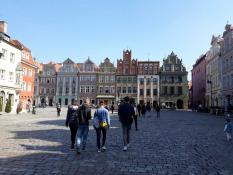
top-left (96, 95), bottom-right (115, 99)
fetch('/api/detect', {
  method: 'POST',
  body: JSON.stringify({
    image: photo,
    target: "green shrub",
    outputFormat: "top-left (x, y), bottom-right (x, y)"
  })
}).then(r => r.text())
top-left (0, 98), bottom-right (3, 112)
top-left (5, 98), bottom-right (12, 113)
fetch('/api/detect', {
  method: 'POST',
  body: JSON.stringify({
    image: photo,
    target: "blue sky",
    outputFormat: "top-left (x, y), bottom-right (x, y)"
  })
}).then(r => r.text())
top-left (1, 0), bottom-right (233, 79)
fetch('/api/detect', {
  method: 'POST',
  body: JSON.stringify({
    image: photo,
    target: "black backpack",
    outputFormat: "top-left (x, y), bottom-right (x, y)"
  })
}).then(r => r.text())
top-left (69, 108), bottom-right (78, 124)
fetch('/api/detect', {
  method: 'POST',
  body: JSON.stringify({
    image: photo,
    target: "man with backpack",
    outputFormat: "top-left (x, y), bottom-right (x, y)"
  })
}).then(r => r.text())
top-left (76, 98), bottom-right (92, 154)
top-left (118, 96), bottom-right (135, 151)
top-left (65, 100), bottom-right (79, 149)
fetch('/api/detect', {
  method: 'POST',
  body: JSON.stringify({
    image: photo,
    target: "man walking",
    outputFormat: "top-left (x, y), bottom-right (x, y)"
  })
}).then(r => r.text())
top-left (118, 96), bottom-right (135, 151)
top-left (156, 105), bottom-right (161, 118)
top-left (76, 99), bottom-right (92, 154)
top-left (137, 103), bottom-right (141, 117)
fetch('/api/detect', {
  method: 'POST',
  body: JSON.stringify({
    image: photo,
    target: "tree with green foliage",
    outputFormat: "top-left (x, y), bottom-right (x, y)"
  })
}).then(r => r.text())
top-left (5, 98), bottom-right (12, 113)
top-left (0, 98), bottom-right (3, 112)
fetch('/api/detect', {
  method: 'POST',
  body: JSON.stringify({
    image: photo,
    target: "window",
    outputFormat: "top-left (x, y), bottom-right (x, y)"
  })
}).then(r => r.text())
top-left (2, 49), bottom-right (7, 59)
top-left (133, 87), bottom-right (137, 93)
top-left (86, 86), bottom-right (90, 93)
top-left (122, 87), bottom-right (126, 93)
top-left (105, 86), bottom-right (109, 93)
top-left (110, 86), bottom-right (115, 93)
top-left (133, 77), bottom-right (137, 83)
top-left (10, 53), bottom-right (15, 63)
top-left (65, 99), bottom-right (68, 105)
top-left (0, 69), bottom-right (6, 80)
top-left (72, 87), bottom-right (75, 94)
top-left (117, 77), bottom-right (121, 83)
top-left (23, 68), bottom-right (27, 76)
top-left (99, 76), bottom-right (104, 83)
top-left (178, 76), bottom-right (182, 83)
top-left (140, 89), bottom-right (143, 96)
top-left (72, 77), bottom-right (76, 84)
top-left (65, 87), bottom-right (69, 94)
top-left (40, 87), bottom-right (44, 94)
top-left (117, 87), bottom-right (121, 93)
top-left (153, 89), bottom-right (157, 96)
top-left (80, 86), bottom-right (85, 93)
top-left (178, 87), bottom-right (182, 95)
top-left (47, 88), bottom-right (50, 94)
top-left (170, 87), bottom-right (174, 95)
top-left (47, 71), bottom-right (50, 75)
top-left (28, 69), bottom-right (32, 77)
top-left (91, 86), bottom-right (95, 93)
top-left (110, 76), bottom-right (115, 83)
top-left (47, 79), bottom-right (50, 84)
top-left (22, 82), bottom-right (27, 91)
top-left (128, 87), bottom-right (132, 93)
top-left (140, 78), bottom-right (144, 85)
top-left (99, 86), bottom-right (103, 93)
top-left (91, 75), bottom-right (96, 82)
top-left (163, 86), bottom-right (167, 95)
top-left (59, 87), bottom-right (62, 94)
top-left (105, 76), bottom-right (109, 83)
top-left (153, 78), bottom-right (158, 85)
top-left (122, 77), bottom-right (127, 83)
top-left (147, 78), bottom-right (151, 85)
top-left (52, 89), bottom-right (55, 94)
top-left (16, 73), bottom-right (20, 85)
top-left (128, 77), bottom-right (132, 83)
top-left (146, 89), bottom-right (150, 96)
top-left (9, 72), bottom-right (14, 82)
top-left (27, 82), bottom-right (31, 92)
top-left (22, 52), bottom-right (26, 59)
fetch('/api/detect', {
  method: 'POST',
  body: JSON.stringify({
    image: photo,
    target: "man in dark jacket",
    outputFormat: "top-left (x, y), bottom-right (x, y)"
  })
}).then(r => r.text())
top-left (118, 96), bottom-right (135, 151)
top-left (66, 100), bottom-right (79, 149)
top-left (76, 98), bottom-right (92, 154)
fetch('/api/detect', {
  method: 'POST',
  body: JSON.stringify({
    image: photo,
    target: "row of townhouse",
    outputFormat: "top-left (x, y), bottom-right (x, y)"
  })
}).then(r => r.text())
top-left (191, 24), bottom-right (233, 113)
top-left (0, 21), bottom-right (37, 113)
top-left (36, 50), bottom-right (189, 109)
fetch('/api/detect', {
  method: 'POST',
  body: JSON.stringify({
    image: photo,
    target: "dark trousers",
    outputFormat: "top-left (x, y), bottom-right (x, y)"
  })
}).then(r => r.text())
top-left (122, 124), bottom-right (131, 146)
top-left (69, 123), bottom-right (78, 146)
top-left (57, 109), bottom-right (61, 116)
top-left (95, 126), bottom-right (107, 149)
top-left (157, 111), bottom-right (160, 118)
top-left (133, 115), bottom-right (138, 130)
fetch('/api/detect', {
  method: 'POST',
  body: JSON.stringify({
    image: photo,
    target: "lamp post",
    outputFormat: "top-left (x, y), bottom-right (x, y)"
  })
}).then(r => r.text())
top-left (207, 80), bottom-right (212, 108)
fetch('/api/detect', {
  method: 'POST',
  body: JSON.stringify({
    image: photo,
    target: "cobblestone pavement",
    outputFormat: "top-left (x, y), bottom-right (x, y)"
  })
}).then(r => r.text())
top-left (0, 107), bottom-right (233, 175)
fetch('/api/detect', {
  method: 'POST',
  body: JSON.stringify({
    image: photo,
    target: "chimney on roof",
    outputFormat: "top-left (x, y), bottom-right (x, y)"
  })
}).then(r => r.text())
top-left (0, 21), bottom-right (8, 34)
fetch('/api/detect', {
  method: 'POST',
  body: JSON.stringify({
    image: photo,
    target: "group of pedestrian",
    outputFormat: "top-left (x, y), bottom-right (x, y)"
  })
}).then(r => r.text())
top-left (65, 96), bottom-right (140, 153)
top-left (136, 102), bottom-right (161, 118)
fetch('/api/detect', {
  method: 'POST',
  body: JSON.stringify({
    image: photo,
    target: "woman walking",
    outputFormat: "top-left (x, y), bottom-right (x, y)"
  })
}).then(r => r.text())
top-left (65, 100), bottom-right (79, 149)
top-left (93, 101), bottom-right (110, 152)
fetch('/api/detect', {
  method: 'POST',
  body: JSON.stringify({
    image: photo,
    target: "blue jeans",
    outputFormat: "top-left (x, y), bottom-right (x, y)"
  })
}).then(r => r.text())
top-left (77, 124), bottom-right (89, 148)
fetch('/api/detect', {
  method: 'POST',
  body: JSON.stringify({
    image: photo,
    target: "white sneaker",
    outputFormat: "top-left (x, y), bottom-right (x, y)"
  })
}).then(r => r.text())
top-left (97, 149), bottom-right (101, 153)
top-left (123, 146), bottom-right (127, 151)
top-left (101, 146), bottom-right (107, 151)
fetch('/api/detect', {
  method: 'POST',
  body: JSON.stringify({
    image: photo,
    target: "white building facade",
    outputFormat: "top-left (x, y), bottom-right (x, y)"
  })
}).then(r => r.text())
top-left (56, 58), bottom-right (79, 106)
top-left (205, 35), bottom-right (223, 108)
top-left (0, 21), bottom-right (23, 113)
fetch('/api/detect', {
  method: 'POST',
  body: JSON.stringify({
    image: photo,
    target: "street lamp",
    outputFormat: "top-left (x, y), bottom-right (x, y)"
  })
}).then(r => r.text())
top-left (207, 80), bottom-right (212, 107)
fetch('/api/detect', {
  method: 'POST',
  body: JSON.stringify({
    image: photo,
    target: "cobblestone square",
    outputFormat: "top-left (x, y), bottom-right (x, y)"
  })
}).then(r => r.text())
top-left (0, 108), bottom-right (233, 175)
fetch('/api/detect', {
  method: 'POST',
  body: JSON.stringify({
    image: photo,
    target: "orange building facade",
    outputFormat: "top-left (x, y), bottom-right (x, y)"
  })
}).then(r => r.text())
top-left (12, 40), bottom-right (37, 111)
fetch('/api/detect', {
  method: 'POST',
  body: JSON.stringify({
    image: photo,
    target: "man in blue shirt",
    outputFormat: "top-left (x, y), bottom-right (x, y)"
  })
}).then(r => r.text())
top-left (93, 100), bottom-right (110, 152)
